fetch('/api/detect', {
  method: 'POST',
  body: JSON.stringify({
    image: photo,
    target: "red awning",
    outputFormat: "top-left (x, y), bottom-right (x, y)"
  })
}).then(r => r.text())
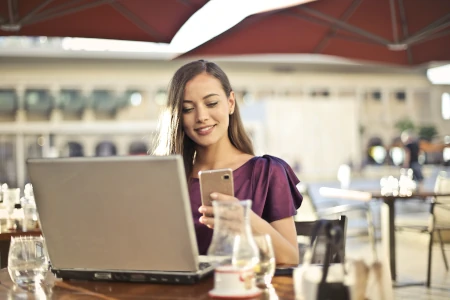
top-left (179, 0), bottom-right (450, 66)
top-left (0, 0), bottom-right (208, 43)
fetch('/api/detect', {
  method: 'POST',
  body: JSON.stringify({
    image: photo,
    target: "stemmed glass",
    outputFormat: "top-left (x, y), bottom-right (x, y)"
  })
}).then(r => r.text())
top-left (8, 236), bottom-right (50, 292)
top-left (253, 234), bottom-right (276, 288)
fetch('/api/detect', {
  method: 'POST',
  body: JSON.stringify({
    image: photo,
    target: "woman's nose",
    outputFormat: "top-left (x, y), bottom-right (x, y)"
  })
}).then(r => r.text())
top-left (196, 107), bottom-right (209, 122)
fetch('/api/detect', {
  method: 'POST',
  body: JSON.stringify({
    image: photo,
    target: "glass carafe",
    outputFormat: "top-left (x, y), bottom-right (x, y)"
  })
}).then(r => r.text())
top-left (207, 200), bottom-right (261, 297)
top-left (207, 200), bottom-right (259, 269)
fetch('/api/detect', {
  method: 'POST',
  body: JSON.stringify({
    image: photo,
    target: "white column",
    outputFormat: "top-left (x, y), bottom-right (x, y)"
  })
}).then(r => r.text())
top-left (15, 85), bottom-right (27, 123)
top-left (381, 88), bottom-right (391, 125)
top-left (82, 87), bottom-right (95, 122)
top-left (15, 133), bottom-right (25, 189)
top-left (405, 88), bottom-right (415, 121)
top-left (354, 87), bottom-right (365, 171)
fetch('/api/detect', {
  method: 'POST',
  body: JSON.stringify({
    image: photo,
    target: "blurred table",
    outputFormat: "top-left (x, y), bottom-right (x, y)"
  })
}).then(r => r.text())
top-left (372, 190), bottom-right (450, 284)
top-left (0, 219), bottom-right (41, 268)
top-left (0, 268), bottom-right (294, 299)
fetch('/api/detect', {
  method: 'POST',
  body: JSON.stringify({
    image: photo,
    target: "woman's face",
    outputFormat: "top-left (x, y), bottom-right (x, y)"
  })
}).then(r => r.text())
top-left (182, 72), bottom-right (235, 149)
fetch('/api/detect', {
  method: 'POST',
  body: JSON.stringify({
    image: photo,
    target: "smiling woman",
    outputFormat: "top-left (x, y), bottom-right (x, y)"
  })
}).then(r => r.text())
top-left (153, 60), bottom-right (303, 265)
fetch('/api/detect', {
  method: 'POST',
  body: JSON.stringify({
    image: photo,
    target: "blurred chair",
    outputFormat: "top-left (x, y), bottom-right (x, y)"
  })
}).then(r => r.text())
top-left (95, 141), bottom-right (117, 157)
top-left (397, 171), bottom-right (450, 287)
top-left (129, 141), bottom-right (148, 155)
top-left (295, 215), bottom-right (347, 264)
top-left (65, 142), bottom-right (84, 157)
top-left (315, 187), bottom-right (377, 261)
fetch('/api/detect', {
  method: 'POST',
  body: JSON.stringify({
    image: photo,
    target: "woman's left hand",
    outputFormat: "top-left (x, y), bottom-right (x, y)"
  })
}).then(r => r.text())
top-left (198, 192), bottom-right (239, 229)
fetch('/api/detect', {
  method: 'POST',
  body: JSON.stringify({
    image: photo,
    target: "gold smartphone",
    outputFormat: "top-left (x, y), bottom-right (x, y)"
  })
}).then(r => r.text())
top-left (198, 168), bottom-right (234, 216)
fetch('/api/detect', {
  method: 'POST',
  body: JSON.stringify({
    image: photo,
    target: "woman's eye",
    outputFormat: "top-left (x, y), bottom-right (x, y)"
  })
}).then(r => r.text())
top-left (182, 107), bottom-right (194, 113)
top-left (207, 102), bottom-right (218, 107)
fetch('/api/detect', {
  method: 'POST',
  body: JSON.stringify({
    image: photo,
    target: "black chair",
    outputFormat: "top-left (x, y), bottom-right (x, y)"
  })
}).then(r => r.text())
top-left (295, 215), bottom-right (347, 264)
top-left (307, 186), bottom-right (377, 261)
top-left (129, 141), bottom-right (148, 155)
top-left (95, 141), bottom-right (117, 157)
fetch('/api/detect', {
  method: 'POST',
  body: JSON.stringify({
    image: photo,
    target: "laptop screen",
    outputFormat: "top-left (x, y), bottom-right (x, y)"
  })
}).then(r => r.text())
top-left (27, 155), bottom-right (199, 272)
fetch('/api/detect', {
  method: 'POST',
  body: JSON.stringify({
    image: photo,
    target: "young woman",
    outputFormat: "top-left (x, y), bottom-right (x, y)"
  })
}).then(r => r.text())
top-left (154, 60), bottom-right (303, 265)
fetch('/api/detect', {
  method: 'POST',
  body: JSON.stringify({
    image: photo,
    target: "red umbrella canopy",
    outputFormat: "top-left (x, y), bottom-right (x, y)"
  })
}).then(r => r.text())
top-left (180, 0), bottom-right (450, 66)
top-left (0, 0), bottom-right (208, 43)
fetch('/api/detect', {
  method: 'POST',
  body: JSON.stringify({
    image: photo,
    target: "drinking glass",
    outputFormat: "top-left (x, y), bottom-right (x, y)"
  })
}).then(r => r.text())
top-left (8, 236), bottom-right (49, 292)
top-left (253, 234), bottom-right (275, 287)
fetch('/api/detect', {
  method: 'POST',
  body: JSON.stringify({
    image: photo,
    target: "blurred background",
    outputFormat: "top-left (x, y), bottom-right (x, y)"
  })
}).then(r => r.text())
top-left (1, 0), bottom-right (449, 190)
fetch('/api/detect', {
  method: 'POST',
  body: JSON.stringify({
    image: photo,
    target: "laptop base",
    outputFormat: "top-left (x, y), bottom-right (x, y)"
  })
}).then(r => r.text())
top-left (53, 268), bottom-right (214, 285)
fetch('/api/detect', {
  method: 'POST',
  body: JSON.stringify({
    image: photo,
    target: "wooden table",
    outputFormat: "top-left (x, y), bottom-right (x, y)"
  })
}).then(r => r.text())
top-left (0, 268), bottom-right (296, 299)
top-left (371, 190), bottom-right (450, 285)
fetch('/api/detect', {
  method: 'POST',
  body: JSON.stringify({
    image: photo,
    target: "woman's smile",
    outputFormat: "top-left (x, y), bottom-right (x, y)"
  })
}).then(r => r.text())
top-left (195, 125), bottom-right (216, 135)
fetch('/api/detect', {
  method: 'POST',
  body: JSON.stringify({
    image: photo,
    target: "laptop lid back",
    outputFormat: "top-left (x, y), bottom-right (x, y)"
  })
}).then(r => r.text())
top-left (27, 155), bottom-right (199, 272)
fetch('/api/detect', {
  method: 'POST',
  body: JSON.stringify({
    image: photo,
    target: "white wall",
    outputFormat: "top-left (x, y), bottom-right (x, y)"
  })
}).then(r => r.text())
top-left (264, 98), bottom-right (359, 180)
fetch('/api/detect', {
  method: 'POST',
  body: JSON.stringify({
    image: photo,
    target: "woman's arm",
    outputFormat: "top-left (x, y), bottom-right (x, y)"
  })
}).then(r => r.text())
top-left (250, 213), bottom-right (299, 265)
top-left (199, 193), bottom-right (299, 265)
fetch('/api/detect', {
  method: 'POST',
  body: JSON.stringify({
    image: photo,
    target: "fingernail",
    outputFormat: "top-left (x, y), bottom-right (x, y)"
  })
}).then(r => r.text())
top-left (210, 193), bottom-right (218, 199)
top-left (199, 217), bottom-right (205, 224)
top-left (199, 207), bottom-right (205, 213)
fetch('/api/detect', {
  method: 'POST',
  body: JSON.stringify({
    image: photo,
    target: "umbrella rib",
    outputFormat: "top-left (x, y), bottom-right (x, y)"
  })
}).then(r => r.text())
top-left (402, 13), bottom-right (450, 45)
top-left (29, 0), bottom-right (88, 21)
top-left (313, 0), bottom-right (363, 54)
top-left (297, 6), bottom-right (391, 45)
top-left (22, 0), bottom-right (111, 26)
top-left (286, 11), bottom-right (379, 46)
top-left (408, 28), bottom-right (450, 47)
top-left (333, 33), bottom-right (382, 45)
top-left (109, 2), bottom-right (166, 42)
top-left (397, 0), bottom-right (413, 64)
top-left (18, 0), bottom-right (55, 25)
top-left (389, 0), bottom-right (399, 43)
top-left (405, 20), bottom-right (450, 46)
top-left (178, 0), bottom-right (193, 7)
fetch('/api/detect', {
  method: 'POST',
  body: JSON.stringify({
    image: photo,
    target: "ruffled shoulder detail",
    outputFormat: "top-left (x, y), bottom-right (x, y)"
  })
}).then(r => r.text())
top-left (249, 155), bottom-right (303, 222)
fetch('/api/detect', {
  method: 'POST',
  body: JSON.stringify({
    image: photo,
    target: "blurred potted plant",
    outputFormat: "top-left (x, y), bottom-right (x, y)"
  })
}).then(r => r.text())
top-left (394, 118), bottom-right (415, 133)
top-left (418, 125), bottom-right (438, 142)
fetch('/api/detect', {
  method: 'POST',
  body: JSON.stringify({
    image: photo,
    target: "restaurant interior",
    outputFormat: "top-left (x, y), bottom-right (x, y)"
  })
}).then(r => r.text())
top-left (0, 0), bottom-right (450, 299)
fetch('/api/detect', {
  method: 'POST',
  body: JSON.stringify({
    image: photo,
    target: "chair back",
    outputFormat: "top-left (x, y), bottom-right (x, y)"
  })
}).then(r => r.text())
top-left (295, 215), bottom-right (347, 264)
top-left (434, 171), bottom-right (450, 226)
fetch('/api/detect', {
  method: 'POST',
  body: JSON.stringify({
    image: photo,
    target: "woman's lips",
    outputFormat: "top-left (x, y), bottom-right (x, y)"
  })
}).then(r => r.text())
top-left (195, 125), bottom-right (215, 136)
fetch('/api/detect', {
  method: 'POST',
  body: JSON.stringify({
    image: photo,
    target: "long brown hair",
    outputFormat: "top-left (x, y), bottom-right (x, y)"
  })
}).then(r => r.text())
top-left (153, 60), bottom-right (254, 179)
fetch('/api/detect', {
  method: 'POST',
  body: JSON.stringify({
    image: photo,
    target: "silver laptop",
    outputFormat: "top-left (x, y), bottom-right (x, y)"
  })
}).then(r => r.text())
top-left (26, 155), bottom-right (214, 284)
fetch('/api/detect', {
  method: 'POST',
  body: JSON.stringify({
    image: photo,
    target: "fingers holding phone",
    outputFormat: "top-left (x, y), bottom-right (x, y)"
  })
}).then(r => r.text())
top-left (198, 196), bottom-right (243, 230)
top-left (198, 169), bottom-right (234, 218)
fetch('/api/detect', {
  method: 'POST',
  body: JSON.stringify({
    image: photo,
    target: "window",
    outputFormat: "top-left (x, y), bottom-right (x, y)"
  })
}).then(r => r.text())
top-left (389, 147), bottom-right (405, 166)
top-left (91, 90), bottom-right (117, 114)
top-left (369, 146), bottom-right (387, 165)
top-left (442, 92), bottom-right (450, 120)
top-left (24, 89), bottom-right (53, 113)
top-left (60, 89), bottom-right (85, 113)
top-left (0, 89), bottom-right (17, 114)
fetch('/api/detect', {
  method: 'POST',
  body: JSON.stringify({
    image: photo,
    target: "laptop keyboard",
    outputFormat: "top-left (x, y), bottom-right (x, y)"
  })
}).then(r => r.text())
top-left (199, 262), bottom-right (212, 270)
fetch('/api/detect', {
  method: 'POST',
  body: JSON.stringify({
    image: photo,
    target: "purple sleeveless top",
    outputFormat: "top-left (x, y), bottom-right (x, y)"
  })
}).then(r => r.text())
top-left (189, 155), bottom-right (303, 255)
